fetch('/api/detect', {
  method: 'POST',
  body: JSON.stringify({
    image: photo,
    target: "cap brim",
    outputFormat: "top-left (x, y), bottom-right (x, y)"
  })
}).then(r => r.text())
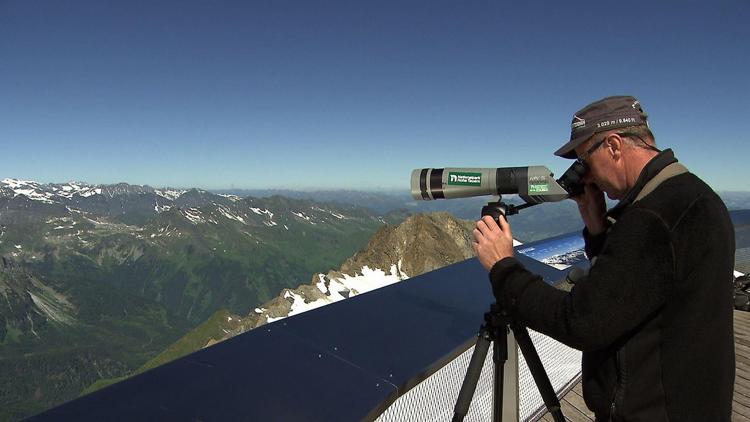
top-left (554, 136), bottom-right (587, 159)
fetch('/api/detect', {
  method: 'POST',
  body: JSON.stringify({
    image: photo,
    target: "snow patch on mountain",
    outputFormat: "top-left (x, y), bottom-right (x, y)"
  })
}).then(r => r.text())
top-left (53, 182), bottom-right (100, 199)
top-left (181, 208), bottom-right (206, 224)
top-left (312, 206), bottom-right (347, 220)
top-left (266, 263), bottom-right (409, 324)
top-left (248, 207), bottom-right (279, 227)
top-left (1, 179), bottom-right (113, 203)
top-left (292, 211), bottom-right (315, 224)
top-left (249, 207), bottom-right (275, 221)
top-left (218, 194), bottom-right (241, 202)
top-left (28, 290), bottom-right (76, 326)
top-left (155, 189), bottom-right (187, 201)
top-left (324, 264), bottom-right (407, 297)
top-left (267, 291), bottom-right (329, 322)
top-left (2, 179), bottom-right (56, 203)
top-left (216, 206), bottom-right (246, 224)
top-left (2, 178), bottom-right (35, 189)
top-left (155, 204), bottom-right (172, 213)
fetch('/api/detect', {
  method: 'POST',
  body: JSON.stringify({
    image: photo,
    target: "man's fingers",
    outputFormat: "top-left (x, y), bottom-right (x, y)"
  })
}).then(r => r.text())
top-left (472, 228), bottom-right (483, 242)
top-left (481, 215), bottom-right (499, 231)
top-left (497, 215), bottom-right (512, 238)
top-left (477, 215), bottom-right (513, 241)
top-left (475, 220), bottom-right (487, 236)
top-left (475, 218), bottom-right (495, 236)
top-left (496, 214), bottom-right (508, 230)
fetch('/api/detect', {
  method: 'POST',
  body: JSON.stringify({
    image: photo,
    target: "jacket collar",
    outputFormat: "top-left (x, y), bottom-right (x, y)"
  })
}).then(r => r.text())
top-left (606, 149), bottom-right (677, 221)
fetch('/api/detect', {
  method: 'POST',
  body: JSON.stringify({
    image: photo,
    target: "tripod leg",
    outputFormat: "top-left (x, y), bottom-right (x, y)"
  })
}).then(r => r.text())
top-left (512, 324), bottom-right (565, 422)
top-left (453, 324), bottom-right (493, 422)
top-left (493, 325), bottom-right (507, 422)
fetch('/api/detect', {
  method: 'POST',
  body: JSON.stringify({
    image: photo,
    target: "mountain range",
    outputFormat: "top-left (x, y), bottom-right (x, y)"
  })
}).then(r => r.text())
top-left (0, 179), bottom-right (397, 420)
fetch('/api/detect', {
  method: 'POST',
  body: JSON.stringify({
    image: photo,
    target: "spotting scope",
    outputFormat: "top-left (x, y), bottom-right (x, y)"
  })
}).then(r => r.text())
top-left (411, 164), bottom-right (585, 204)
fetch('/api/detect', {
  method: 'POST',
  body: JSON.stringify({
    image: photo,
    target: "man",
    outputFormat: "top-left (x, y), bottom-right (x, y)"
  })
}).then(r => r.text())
top-left (473, 96), bottom-right (735, 421)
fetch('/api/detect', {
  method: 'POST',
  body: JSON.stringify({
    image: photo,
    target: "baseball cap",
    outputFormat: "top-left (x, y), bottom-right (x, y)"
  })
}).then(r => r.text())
top-left (555, 95), bottom-right (649, 159)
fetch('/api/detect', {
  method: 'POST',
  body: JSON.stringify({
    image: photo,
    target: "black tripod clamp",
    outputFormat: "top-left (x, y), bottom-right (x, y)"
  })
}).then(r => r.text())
top-left (481, 197), bottom-right (539, 225)
top-left (481, 304), bottom-right (511, 366)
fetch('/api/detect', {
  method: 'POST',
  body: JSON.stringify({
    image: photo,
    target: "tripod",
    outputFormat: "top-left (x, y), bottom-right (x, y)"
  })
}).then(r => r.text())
top-left (452, 200), bottom-right (565, 422)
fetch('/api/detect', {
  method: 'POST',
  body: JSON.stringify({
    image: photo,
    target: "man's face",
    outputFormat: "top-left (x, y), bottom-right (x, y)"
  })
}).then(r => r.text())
top-left (574, 134), bottom-right (622, 200)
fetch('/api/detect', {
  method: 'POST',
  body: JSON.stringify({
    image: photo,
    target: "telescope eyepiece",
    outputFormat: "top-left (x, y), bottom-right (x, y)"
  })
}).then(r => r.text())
top-left (556, 160), bottom-right (589, 197)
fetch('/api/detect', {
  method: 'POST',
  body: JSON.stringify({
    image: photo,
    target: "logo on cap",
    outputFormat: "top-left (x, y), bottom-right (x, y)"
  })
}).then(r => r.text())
top-left (572, 115), bottom-right (586, 131)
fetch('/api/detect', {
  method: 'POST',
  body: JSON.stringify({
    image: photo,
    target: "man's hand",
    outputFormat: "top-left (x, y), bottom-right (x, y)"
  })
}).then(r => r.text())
top-left (572, 184), bottom-right (607, 235)
top-left (473, 215), bottom-right (515, 271)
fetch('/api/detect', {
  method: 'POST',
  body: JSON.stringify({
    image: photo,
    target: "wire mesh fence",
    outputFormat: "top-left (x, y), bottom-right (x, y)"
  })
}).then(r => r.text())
top-left (374, 329), bottom-right (581, 422)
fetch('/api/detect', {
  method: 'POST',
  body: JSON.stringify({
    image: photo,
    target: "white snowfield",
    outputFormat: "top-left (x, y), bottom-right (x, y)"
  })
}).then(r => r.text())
top-left (181, 208), bottom-right (206, 224)
top-left (155, 189), bottom-right (188, 201)
top-left (216, 205), bottom-right (246, 224)
top-left (265, 262), bottom-right (409, 324)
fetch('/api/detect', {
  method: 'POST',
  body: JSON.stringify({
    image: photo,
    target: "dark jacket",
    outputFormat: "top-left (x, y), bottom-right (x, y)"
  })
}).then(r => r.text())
top-left (489, 150), bottom-right (735, 421)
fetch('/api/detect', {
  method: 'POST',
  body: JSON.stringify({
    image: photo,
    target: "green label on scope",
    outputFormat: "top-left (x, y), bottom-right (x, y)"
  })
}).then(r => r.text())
top-left (529, 184), bottom-right (549, 193)
top-left (448, 172), bottom-right (482, 186)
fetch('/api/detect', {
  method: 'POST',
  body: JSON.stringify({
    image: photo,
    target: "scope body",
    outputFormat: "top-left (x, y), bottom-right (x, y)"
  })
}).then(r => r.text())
top-left (411, 166), bottom-right (570, 204)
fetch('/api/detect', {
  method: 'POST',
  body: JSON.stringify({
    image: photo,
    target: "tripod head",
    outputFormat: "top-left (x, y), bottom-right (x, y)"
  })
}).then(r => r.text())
top-left (480, 196), bottom-right (532, 224)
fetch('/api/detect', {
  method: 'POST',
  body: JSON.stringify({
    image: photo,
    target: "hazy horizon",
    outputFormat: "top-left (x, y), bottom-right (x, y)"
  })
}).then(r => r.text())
top-left (3, 177), bottom-right (750, 196)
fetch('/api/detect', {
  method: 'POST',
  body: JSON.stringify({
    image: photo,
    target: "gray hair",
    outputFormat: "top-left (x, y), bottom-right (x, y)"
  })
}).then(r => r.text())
top-left (618, 125), bottom-right (656, 146)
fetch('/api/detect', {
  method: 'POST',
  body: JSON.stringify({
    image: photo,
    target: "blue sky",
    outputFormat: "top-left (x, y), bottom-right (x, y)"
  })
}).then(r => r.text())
top-left (2, 1), bottom-right (749, 191)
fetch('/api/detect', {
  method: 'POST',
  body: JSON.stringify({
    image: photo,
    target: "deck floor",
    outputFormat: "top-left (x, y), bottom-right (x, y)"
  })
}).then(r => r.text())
top-left (538, 310), bottom-right (750, 421)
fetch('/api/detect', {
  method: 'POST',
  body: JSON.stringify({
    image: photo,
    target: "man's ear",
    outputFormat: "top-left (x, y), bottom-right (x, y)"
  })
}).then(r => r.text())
top-left (607, 134), bottom-right (623, 159)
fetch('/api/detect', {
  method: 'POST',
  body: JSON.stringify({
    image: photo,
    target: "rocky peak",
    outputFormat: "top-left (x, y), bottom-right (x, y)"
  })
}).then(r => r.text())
top-left (338, 212), bottom-right (475, 278)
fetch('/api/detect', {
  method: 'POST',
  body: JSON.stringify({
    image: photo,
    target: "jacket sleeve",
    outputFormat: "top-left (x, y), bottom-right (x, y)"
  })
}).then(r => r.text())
top-left (583, 226), bottom-right (607, 259)
top-left (489, 208), bottom-right (673, 351)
